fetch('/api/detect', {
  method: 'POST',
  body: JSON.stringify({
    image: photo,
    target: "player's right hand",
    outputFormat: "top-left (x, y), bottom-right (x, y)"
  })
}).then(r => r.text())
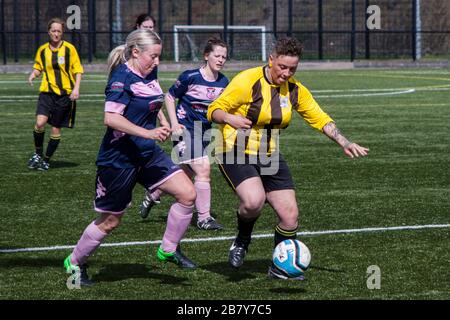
top-left (225, 114), bottom-right (252, 130)
top-left (148, 126), bottom-right (171, 142)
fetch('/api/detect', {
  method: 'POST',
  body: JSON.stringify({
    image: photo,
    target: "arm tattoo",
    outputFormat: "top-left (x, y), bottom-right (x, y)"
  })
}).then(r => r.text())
top-left (323, 122), bottom-right (351, 147)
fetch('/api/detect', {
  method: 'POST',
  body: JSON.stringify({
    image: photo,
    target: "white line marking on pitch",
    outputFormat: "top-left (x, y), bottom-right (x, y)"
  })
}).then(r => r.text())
top-left (2, 86), bottom-right (449, 103)
top-left (315, 89), bottom-right (415, 98)
top-left (0, 78), bottom-right (176, 84)
top-left (0, 94), bottom-right (104, 98)
top-left (0, 90), bottom-right (414, 102)
top-left (1, 223), bottom-right (449, 254)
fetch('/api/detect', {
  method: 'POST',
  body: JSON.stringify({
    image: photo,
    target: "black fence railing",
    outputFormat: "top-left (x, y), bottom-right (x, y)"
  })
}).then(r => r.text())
top-left (0, 0), bottom-right (449, 64)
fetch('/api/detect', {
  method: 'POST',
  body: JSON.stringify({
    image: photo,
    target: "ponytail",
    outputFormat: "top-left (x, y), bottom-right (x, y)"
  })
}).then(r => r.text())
top-left (107, 45), bottom-right (127, 78)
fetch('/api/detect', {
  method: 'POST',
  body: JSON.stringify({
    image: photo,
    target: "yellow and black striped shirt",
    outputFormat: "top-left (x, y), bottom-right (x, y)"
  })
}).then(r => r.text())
top-left (33, 41), bottom-right (84, 95)
top-left (207, 65), bottom-right (333, 156)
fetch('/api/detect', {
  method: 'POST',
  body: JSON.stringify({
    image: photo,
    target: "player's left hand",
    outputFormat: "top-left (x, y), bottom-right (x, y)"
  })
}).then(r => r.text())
top-left (69, 89), bottom-right (80, 101)
top-left (171, 123), bottom-right (185, 136)
top-left (343, 142), bottom-right (369, 158)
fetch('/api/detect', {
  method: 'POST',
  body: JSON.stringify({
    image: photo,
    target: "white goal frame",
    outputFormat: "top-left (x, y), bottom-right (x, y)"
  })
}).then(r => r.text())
top-left (173, 25), bottom-right (267, 62)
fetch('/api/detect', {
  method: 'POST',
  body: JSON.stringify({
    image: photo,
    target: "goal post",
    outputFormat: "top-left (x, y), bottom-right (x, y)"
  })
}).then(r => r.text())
top-left (173, 25), bottom-right (267, 62)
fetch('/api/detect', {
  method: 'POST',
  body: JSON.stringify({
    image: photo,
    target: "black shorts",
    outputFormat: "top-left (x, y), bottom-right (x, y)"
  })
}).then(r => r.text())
top-left (36, 92), bottom-right (76, 128)
top-left (216, 152), bottom-right (295, 193)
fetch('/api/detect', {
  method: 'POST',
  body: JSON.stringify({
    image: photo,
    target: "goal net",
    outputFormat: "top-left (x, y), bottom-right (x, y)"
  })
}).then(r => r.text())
top-left (173, 25), bottom-right (268, 62)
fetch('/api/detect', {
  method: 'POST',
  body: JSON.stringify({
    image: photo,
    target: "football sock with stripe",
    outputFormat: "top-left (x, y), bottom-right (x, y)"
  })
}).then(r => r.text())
top-left (236, 210), bottom-right (258, 248)
top-left (33, 126), bottom-right (45, 156)
top-left (274, 225), bottom-right (298, 248)
top-left (44, 134), bottom-right (61, 162)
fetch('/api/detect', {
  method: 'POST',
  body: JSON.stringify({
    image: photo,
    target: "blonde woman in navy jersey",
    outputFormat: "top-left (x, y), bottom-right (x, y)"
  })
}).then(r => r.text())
top-left (139, 38), bottom-right (229, 231)
top-left (208, 37), bottom-right (369, 279)
top-left (134, 13), bottom-right (169, 129)
top-left (64, 30), bottom-right (198, 286)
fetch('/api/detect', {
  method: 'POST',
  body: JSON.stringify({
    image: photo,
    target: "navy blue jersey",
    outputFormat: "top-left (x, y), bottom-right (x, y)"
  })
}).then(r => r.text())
top-left (96, 63), bottom-right (164, 168)
top-left (169, 68), bottom-right (229, 131)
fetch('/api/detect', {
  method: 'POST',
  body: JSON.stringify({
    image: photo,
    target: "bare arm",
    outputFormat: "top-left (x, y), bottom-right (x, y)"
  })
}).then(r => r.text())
top-left (322, 121), bottom-right (369, 158)
top-left (210, 109), bottom-right (252, 129)
top-left (157, 109), bottom-right (170, 128)
top-left (104, 112), bottom-right (171, 142)
top-left (164, 93), bottom-right (184, 135)
top-left (69, 73), bottom-right (82, 101)
top-left (28, 69), bottom-right (42, 86)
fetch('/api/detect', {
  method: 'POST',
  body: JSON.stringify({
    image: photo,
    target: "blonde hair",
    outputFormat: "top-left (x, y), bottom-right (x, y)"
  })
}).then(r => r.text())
top-left (107, 29), bottom-right (162, 77)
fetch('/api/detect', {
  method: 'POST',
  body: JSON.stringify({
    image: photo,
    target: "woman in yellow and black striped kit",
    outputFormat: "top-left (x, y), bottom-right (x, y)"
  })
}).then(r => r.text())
top-left (207, 37), bottom-right (369, 279)
top-left (27, 17), bottom-right (83, 171)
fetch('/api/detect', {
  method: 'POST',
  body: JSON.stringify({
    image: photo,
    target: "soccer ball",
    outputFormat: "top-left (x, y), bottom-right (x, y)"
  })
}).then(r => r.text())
top-left (272, 239), bottom-right (311, 278)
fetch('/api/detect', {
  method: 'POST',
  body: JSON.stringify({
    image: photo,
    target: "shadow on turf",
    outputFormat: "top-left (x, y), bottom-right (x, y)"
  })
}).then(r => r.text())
top-left (308, 264), bottom-right (346, 273)
top-left (49, 161), bottom-right (79, 169)
top-left (138, 214), bottom-right (167, 224)
top-left (270, 287), bottom-right (307, 294)
top-left (138, 212), bottom-right (215, 225)
top-left (201, 259), bottom-right (270, 282)
top-left (92, 263), bottom-right (190, 285)
top-left (0, 257), bottom-right (62, 268)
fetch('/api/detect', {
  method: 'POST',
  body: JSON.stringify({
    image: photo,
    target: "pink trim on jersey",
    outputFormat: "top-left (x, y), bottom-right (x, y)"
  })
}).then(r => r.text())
top-left (111, 130), bottom-right (126, 143)
top-left (93, 201), bottom-right (126, 215)
top-left (130, 81), bottom-right (163, 97)
top-left (178, 155), bottom-right (209, 165)
top-left (199, 67), bottom-right (218, 82)
top-left (105, 101), bottom-right (126, 114)
top-left (187, 84), bottom-right (221, 101)
top-left (125, 61), bottom-right (145, 78)
top-left (149, 169), bottom-right (183, 192)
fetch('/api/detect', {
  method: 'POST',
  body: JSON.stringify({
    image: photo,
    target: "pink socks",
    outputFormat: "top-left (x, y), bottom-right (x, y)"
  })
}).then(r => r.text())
top-left (161, 202), bottom-right (193, 253)
top-left (194, 181), bottom-right (211, 221)
top-left (70, 221), bottom-right (108, 266)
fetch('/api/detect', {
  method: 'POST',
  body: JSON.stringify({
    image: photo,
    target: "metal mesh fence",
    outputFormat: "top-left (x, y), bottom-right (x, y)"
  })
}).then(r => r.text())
top-left (0, 0), bottom-right (449, 64)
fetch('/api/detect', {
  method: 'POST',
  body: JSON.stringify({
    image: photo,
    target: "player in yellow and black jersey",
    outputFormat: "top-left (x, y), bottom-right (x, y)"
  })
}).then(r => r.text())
top-left (207, 37), bottom-right (369, 280)
top-left (27, 17), bottom-right (83, 171)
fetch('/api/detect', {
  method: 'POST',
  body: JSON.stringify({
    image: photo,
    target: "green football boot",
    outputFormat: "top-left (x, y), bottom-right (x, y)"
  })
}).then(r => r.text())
top-left (156, 246), bottom-right (197, 269)
top-left (64, 255), bottom-right (94, 287)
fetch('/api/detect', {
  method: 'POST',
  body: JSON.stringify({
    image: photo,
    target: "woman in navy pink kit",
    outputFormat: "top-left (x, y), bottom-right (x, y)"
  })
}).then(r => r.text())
top-left (139, 38), bottom-right (229, 231)
top-left (64, 30), bottom-right (198, 286)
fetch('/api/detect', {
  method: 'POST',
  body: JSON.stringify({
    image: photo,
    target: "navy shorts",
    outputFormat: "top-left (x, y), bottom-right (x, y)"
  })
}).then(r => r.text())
top-left (36, 92), bottom-right (76, 128)
top-left (173, 124), bottom-right (211, 163)
top-left (216, 152), bottom-right (295, 192)
top-left (94, 149), bottom-right (182, 214)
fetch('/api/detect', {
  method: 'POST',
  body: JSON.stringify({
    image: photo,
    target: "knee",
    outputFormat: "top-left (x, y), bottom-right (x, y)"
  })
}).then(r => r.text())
top-left (35, 123), bottom-right (45, 131)
top-left (241, 195), bottom-right (266, 215)
top-left (278, 207), bottom-right (299, 228)
top-left (195, 166), bottom-right (210, 181)
top-left (51, 127), bottom-right (61, 136)
top-left (97, 214), bottom-right (122, 234)
top-left (176, 184), bottom-right (196, 207)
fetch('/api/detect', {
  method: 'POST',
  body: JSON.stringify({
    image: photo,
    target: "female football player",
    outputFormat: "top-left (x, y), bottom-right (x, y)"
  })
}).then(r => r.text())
top-left (64, 29), bottom-right (198, 286)
top-left (207, 37), bottom-right (369, 279)
top-left (139, 38), bottom-right (229, 231)
top-left (135, 13), bottom-right (156, 31)
top-left (27, 18), bottom-right (83, 171)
